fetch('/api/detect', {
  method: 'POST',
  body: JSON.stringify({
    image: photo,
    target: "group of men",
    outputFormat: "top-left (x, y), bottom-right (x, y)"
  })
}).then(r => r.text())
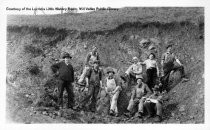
top-left (51, 44), bottom-right (189, 122)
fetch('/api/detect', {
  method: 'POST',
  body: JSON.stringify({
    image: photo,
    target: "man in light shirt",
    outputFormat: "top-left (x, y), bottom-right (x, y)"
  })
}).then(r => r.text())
top-left (141, 53), bottom-right (159, 91)
top-left (121, 57), bottom-right (143, 83)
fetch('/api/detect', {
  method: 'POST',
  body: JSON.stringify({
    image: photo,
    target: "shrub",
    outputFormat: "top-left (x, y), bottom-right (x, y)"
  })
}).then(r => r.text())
top-left (24, 44), bottom-right (43, 57)
top-left (27, 65), bottom-right (40, 76)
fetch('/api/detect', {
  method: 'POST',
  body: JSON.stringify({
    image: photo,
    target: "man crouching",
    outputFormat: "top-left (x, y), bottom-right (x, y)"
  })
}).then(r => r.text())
top-left (144, 85), bottom-right (163, 122)
top-left (124, 76), bottom-right (152, 118)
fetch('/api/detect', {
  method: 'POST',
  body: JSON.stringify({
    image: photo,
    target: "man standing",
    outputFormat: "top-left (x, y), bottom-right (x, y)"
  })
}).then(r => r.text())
top-left (124, 76), bottom-right (152, 118)
top-left (77, 46), bottom-right (100, 86)
top-left (78, 60), bottom-right (103, 112)
top-left (51, 52), bottom-right (75, 109)
top-left (161, 44), bottom-right (189, 91)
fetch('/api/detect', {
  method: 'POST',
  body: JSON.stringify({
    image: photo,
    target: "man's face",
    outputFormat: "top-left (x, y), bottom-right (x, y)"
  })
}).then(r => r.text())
top-left (167, 47), bottom-right (172, 53)
top-left (137, 79), bottom-right (142, 85)
top-left (149, 54), bottom-right (154, 59)
top-left (153, 90), bottom-right (159, 95)
top-left (108, 72), bottom-right (114, 77)
top-left (133, 59), bottom-right (138, 64)
top-left (92, 47), bottom-right (97, 54)
top-left (93, 63), bottom-right (99, 69)
top-left (64, 57), bottom-right (71, 64)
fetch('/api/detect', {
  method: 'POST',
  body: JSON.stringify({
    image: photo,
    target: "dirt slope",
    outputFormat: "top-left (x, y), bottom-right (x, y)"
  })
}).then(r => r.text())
top-left (6, 7), bottom-right (204, 123)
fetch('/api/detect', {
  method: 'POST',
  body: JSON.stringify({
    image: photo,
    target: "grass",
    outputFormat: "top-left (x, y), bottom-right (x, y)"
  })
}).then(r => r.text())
top-left (7, 7), bottom-right (204, 31)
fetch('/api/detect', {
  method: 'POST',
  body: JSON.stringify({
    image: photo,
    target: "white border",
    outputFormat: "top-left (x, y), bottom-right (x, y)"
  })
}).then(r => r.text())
top-left (1, 0), bottom-right (209, 130)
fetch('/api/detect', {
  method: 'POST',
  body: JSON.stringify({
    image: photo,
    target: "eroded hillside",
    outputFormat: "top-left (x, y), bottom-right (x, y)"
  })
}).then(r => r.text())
top-left (6, 7), bottom-right (204, 123)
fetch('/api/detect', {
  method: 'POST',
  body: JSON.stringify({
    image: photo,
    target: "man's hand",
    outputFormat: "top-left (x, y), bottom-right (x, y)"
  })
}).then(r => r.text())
top-left (86, 83), bottom-right (89, 88)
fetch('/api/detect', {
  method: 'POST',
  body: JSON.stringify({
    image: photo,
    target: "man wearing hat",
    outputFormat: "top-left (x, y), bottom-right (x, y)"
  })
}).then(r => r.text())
top-left (77, 46), bottom-right (100, 86)
top-left (121, 56), bottom-right (143, 83)
top-left (161, 44), bottom-right (189, 91)
top-left (78, 59), bottom-right (103, 112)
top-left (104, 67), bottom-right (122, 116)
top-left (51, 52), bottom-right (75, 109)
top-left (144, 85), bottom-right (163, 122)
top-left (124, 76), bottom-right (152, 118)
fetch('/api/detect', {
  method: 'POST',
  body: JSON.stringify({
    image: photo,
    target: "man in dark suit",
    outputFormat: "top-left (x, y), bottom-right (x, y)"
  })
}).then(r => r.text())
top-left (51, 52), bottom-right (75, 109)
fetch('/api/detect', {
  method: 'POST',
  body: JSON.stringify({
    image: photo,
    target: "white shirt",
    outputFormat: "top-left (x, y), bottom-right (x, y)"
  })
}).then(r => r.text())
top-left (143, 59), bottom-right (158, 69)
top-left (126, 62), bottom-right (143, 74)
top-left (106, 78), bottom-right (117, 92)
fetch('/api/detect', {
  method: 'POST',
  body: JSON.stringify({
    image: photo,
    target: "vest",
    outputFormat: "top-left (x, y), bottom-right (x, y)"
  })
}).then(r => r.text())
top-left (89, 68), bottom-right (102, 86)
top-left (106, 78), bottom-right (117, 92)
top-left (89, 52), bottom-right (98, 65)
top-left (135, 83), bottom-right (146, 98)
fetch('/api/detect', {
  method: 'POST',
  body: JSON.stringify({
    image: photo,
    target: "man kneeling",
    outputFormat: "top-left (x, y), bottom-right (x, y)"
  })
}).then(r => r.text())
top-left (144, 85), bottom-right (163, 122)
top-left (105, 67), bottom-right (122, 117)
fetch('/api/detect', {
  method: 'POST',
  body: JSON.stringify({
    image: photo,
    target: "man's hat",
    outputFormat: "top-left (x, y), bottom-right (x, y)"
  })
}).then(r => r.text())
top-left (166, 44), bottom-right (173, 49)
top-left (62, 52), bottom-right (72, 59)
top-left (132, 56), bottom-right (139, 61)
top-left (93, 60), bottom-right (100, 64)
top-left (152, 85), bottom-right (160, 91)
top-left (106, 67), bottom-right (115, 74)
top-left (136, 75), bottom-right (143, 80)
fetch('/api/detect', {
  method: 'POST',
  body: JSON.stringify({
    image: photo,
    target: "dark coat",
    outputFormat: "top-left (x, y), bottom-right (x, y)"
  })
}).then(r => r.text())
top-left (51, 61), bottom-right (74, 82)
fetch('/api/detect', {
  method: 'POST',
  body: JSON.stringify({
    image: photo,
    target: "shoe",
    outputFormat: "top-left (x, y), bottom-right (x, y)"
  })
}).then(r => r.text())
top-left (115, 113), bottom-right (119, 117)
top-left (181, 78), bottom-right (189, 83)
top-left (77, 81), bottom-right (86, 86)
top-left (154, 115), bottom-right (162, 122)
top-left (145, 114), bottom-right (154, 120)
top-left (90, 107), bottom-right (96, 113)
top-left (138, 112), bottom-right (144, 118)
top-left (109, 109), bottom-right (115, 116)
top-left (124, 111), bottom-right (132, 117)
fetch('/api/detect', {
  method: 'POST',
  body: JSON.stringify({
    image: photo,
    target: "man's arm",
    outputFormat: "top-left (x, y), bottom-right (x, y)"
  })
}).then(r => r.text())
top-left (175, 58), bottom-right (182, 66)
top-left (96, 52), bottom-right (100, 61)
top-left (125, 65), bottom-right (133, 75)
top-left (161, 53), bottom-right (165, 66)
top-left (130, 89), bottom-right (136, 100)
top-left (72, 66), bottom-right (75, 82)
top-left (51, 62), bottom-right (61, 73)
top-left (85, 53), bottom-right (91, 66)
top-left (156, 61), bottom-right (160, 77)
top-left (145, 84), bottom-right (152, 98)
top-left (85, 69), bottom-right (91, 87)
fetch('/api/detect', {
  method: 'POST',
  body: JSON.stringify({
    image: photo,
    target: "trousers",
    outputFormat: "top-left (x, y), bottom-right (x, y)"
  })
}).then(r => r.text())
top-left (109, 90), bottom-right (120, 113)
top-left (80, 84), bottom-right (100, 110)
top-left (127, 98), bottom-right (145, 113)
top-left (58, 80), bottom-right (74, 108)
top-left (146, 68), bottom-right (157, 91)
top-left (162, 64), bottom-right (186, 91)
top-left (144, 101), bottom-right (162, 116)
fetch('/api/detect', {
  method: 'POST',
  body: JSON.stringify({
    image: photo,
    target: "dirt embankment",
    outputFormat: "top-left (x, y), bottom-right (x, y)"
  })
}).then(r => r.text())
top-left (6, 20), bottom-right (204, 123)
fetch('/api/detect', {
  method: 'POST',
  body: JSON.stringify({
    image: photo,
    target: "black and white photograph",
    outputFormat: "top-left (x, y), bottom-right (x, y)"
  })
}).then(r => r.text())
top-left (1, 0), bottom-right (210, 129)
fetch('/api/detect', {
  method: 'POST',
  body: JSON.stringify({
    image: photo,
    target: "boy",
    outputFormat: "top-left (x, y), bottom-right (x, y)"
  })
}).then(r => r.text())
top-left (105, 67), bottom-right (122, 116)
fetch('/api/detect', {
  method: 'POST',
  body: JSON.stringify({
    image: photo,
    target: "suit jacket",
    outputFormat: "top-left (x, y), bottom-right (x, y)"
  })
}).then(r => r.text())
top-left (51, 61), bottom-right (74, 82)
